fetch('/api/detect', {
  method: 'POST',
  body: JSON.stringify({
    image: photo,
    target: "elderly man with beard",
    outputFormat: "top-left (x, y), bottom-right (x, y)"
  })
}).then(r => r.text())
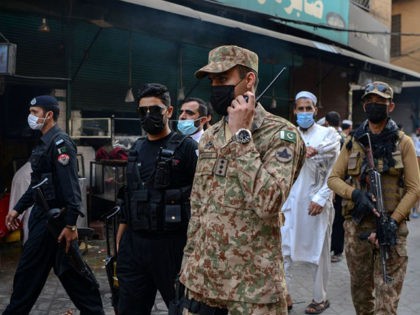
top-left (281, 91), bottom-right (341, 314)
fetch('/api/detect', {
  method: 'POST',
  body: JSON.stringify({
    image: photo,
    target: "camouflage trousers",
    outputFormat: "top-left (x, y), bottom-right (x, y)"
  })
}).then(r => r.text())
top-left (182, 290), bottom-right (288, 315)
top-left (344, 219), bottom-right (408, 315)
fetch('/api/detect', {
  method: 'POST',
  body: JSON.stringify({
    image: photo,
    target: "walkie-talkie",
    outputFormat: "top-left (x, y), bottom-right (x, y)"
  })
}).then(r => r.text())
top-left (244, 66), bottom-right (287, 103)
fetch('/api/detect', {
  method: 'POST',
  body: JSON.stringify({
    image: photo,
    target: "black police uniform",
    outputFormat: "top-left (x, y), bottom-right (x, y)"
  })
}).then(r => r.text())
top-left (117, 132), bottom-right (198, 315)
top-left (3, 125), bottom-right (104, 315)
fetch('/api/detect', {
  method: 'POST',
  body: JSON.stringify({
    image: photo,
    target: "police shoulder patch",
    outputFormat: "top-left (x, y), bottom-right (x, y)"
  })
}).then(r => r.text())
top-left (57, 153), bottom-right (70, 165)
top-left (276, 146), bottom-right (293, 163)
top-left (279, 130), bottom-right (296, 143)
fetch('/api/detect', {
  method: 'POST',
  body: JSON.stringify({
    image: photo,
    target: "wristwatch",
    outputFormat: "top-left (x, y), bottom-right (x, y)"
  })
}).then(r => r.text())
top-left (235, 128), bottom-right (252, 144)
top-left (65, 225), bottom-right (77, 231)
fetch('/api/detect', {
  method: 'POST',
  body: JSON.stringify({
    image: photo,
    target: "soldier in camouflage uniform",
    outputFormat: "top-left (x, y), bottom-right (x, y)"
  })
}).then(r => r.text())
top-left (179, 45), bottom-right (305, 315)
top-left (328, 81), bottom-right (420, 315)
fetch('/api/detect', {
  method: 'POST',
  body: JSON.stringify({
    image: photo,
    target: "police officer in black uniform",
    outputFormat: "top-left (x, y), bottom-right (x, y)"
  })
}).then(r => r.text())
top-left (116, 83), bottom-right (198, 315)
top-left (4, 95), bottom-right (104, 315)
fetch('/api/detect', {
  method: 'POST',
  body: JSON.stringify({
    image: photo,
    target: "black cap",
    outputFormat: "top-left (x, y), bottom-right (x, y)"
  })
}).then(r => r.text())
top-left (29, 95), bottom-right (59, 111)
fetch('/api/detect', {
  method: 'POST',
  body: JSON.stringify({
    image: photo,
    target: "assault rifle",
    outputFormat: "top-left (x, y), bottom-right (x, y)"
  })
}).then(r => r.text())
top-left (32, 178), bottom-right (99, 288)
top-left (360, 133), bottom-right (395, 284)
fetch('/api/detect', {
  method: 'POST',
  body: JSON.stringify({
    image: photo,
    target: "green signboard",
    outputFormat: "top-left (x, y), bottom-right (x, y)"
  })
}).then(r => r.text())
top-left (216, 0), bottom-right (350, 45)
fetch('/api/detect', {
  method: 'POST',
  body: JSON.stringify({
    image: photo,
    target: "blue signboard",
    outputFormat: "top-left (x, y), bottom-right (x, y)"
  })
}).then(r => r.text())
top-left (216, 0), bottom-right (350, 45)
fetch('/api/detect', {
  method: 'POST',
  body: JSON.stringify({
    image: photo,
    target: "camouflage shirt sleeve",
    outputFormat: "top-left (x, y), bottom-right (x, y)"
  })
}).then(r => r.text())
top-left (217, 128), bottom-right (305, 219)
top-left (392, 135), bottom-right (420, 222)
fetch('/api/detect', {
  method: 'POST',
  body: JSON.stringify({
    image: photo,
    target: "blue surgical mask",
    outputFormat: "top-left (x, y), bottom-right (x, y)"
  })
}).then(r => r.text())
top-left (27, 113), bottom-right (46, 130)
top-left (177, 119), bottom-right (198, 135)
top-left (296, 112), bottom-right (315, 129)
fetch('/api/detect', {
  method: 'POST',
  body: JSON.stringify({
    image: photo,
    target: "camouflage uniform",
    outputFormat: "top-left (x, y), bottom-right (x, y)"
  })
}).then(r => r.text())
top-left (328, 119), bottom-right (420, 315)
top-left (180, 103), bottom-right (305, 313)
top-left (180, 45), bottom-right (305, 314)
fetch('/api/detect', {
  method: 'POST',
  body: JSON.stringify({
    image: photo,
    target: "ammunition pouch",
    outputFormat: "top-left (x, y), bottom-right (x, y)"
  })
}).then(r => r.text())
top-left (127, 186), bottom-right (191, 233)
top-left (154, 148), bottom-right (174, 189)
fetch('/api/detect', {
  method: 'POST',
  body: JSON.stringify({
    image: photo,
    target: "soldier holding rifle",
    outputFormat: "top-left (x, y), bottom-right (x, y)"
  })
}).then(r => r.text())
top-left (328, 82), bottom-right (420, 315)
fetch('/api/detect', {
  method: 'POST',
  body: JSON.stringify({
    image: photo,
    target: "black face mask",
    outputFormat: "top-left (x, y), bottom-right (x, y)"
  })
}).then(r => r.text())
top-left (140, 113), bottom-right (165, 135)
top-left (365, 102), bottom-right (388, 124)
top-left (210, 85), bottom-right (235, 116)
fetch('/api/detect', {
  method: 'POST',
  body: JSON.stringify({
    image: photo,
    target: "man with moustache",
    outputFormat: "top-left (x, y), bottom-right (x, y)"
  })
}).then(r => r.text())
top-left (177, 97), bottom-right (208, 142)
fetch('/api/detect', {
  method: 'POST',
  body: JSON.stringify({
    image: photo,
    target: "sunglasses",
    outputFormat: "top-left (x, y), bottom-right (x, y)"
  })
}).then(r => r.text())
top-left (364, 82), bottom-right (391, 96)
top-left (137, 104), bottom-right (166, 117)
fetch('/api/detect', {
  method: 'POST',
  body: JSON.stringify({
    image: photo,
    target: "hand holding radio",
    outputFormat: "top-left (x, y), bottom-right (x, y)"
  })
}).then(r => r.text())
top-left (227, 92), bottom-right (255, 134)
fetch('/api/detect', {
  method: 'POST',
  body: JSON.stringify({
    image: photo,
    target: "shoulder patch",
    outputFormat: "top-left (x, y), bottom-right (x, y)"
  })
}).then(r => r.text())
top-left (55, 138), bottom-right (64, 146)
top-left (57, 153), bottom-right (70, 166)
top-left (276, 147), bottom-right (293, 163)
top-left (279, 130), bottom-right (296, 143)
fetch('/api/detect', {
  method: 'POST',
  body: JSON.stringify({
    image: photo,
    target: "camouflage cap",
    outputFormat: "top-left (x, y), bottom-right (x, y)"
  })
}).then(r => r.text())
top-left (195, 45), bottom-right (258, 79)
top-left (362, 81), bottom-right (393, 100)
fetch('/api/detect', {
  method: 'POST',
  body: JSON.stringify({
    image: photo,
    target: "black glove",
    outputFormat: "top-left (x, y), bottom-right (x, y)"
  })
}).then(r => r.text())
top-left (351, 189), bottom-right (376, 224)
top-left (378, 217), bottom-right (398, 246)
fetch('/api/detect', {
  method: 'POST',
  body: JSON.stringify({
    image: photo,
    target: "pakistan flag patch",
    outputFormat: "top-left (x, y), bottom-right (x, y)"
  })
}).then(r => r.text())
top-left (279, 130), bottom-right (296, 143)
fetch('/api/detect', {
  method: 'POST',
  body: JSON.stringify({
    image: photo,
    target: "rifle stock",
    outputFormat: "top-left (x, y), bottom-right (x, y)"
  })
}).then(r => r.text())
top-left (33, 180), bottom-right (99, 288)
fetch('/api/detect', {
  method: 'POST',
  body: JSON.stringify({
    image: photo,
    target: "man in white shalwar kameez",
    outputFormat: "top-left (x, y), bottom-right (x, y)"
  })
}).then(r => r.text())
top-left (281, 91), bottom-right (340, 314)
top-left (9, 161), bottom-right (32, 244)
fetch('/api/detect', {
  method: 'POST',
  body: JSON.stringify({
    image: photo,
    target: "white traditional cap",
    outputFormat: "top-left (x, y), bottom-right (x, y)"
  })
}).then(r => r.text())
top-left (317, 117), bottom-right (326, 125)
top-left (295, 91), bottom-right (317, 106)
top-left (342, 119), bottom-right (353, 126)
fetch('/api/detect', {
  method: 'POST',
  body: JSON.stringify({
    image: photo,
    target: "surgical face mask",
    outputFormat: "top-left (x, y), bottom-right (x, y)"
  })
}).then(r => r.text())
top-left (365, 102), bottom-right (388, 123)
top-left (296, 112), bottom-right (315, 129)
top-left (27, 113), bottom-right (46, 130)
top-left (177, 119), bottom-right (199, 135)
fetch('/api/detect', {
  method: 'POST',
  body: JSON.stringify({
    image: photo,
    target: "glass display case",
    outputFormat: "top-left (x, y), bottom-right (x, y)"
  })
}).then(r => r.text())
top-left (88, 160), bottom-right (127, 223)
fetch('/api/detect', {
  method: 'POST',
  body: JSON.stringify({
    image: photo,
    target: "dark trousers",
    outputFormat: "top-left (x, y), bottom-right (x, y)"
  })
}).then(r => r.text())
top-left (2, 207), bottom-right (104, 315)
top-left (331, 195), bottom-right (345, 255)
top-left (117, 229), bottom-right (186, 315)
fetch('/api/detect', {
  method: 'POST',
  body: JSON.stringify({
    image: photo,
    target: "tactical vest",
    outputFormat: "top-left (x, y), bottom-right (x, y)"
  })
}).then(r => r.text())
top-left (125, 133), bottom-right (192, 233)
top-left (342, 131), bottom-right (405, 219)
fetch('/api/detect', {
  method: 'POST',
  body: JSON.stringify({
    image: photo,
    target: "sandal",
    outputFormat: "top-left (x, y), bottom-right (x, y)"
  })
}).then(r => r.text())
top-left (305, 300), bottom-right (330, 314)
top-left (331, 254), bottom-right (342, 263)
top-left (286, 293), bottom-right (293, 311)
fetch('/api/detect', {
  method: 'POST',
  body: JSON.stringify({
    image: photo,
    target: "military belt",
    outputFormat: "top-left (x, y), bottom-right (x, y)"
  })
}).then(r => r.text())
top-left (183, 297), bottom-right (228, 315)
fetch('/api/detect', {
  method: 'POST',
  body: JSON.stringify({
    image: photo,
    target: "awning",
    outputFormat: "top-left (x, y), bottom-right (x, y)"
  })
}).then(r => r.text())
top-left (121, 0), bottom-right (420, 81)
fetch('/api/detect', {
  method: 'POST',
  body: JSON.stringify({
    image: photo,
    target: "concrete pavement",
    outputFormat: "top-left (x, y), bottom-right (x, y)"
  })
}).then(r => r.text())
top-left (1, 217), bottom-right (419, 314)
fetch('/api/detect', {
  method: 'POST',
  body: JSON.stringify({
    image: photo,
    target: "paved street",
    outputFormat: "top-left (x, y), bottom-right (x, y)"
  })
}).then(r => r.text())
top-left (1, 216), bottom-right (419, 314)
